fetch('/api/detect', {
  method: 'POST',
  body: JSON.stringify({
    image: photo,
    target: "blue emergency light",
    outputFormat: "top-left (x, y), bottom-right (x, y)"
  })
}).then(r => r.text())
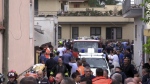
top-left (81, 49), bottom-right (85, 53)
top-left (98, 49), bottom-right (102, 53)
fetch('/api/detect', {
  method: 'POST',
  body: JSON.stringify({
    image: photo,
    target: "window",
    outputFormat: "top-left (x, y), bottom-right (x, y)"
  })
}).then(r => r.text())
top-left (72, 27), bottom-right (79, 39)
top-left (58, 27), bottom-right (61, 39)
top-left (90, 27), bottom-right (101, 36)
top-left (116, 27), bottom-right (122, 39)
top-left (135, 25), bottom-right (137, 40)
top-left (106, 27), bottom-right (122, 39)
top-left (34, 0), bottom-right (38, 15)
top-left (74, 4), bottom-right (80, 8)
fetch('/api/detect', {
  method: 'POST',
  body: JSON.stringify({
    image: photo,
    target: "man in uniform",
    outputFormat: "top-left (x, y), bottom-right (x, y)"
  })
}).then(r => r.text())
top-left (36, 70), bottom-right (50, 84)
top-left (50, 57), bottom-right (68, 77)
top-left (121, 57), bottom-right (138, 78)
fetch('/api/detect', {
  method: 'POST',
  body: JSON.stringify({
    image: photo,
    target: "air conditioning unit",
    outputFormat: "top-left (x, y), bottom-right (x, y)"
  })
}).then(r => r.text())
top-left (64, 5), bottom-right (69, 12)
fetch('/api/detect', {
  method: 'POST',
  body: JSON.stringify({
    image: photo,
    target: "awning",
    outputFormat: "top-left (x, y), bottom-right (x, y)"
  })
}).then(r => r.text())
top-left (144, 29), bottom-right (150, 36)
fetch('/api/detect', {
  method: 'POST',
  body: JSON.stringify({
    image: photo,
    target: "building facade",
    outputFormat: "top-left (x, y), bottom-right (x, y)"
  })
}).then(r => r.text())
top-left (123, 0), bottom-right (146, 75)
top-left (0, 0), bottom-right (34, 75)
top-left (36, 0), bottom-right (134, 41)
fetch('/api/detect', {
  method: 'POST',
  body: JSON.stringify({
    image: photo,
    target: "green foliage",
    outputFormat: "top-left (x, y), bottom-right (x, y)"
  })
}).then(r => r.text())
top-left (141, 0), bottom-right (150, 23)
top-left (88, 0), bottom-right (101, 7)
top-left (102, 0), bottom-right (120, 5)
top-left (143, 37), bottom-right (150, 54)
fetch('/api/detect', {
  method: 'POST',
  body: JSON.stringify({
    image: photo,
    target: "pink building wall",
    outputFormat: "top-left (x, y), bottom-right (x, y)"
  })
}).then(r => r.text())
top-left (0, 0), bottom-right (3, 73)
top-left (8, 0), bottom-right (34, 74)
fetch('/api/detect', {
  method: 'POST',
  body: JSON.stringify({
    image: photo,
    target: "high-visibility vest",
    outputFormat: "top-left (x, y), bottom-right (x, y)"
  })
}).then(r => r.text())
top-left (92, 76), bottom-right (112, 84)
top-left (77, 66), bottom-right (84, 76)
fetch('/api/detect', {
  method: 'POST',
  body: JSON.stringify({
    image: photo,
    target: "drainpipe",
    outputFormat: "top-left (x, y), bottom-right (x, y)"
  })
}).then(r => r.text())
top-left (3, 0), bottom-right (9, 82)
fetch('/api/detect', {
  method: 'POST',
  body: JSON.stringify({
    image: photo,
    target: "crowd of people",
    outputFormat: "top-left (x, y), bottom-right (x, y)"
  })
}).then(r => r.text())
top-left (1, 39), bottom-right (150, 84)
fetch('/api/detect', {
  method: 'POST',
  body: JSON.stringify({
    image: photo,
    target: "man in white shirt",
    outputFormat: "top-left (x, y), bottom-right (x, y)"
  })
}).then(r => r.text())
top-left (57, 45), bottom-right (64, 56)
top-left (108, 51), bottom-right (120, 73)
top-left (108, 51), bottom-right (113, 64)
top-left (69, 57), bottom-right (78, 76)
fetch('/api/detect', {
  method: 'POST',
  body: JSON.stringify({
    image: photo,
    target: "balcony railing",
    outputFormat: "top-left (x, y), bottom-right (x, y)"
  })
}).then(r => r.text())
top-left (122, 0), bottom-right (142, 14)
top-left (35, 9), bottom-right (123, 17)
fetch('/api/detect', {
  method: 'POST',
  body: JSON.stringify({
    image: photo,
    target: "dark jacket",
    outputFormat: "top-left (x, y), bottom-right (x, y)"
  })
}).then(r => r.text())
top-left (121, 64), bottom-right (137, 78)
top-left (36, 77), bottom-right (50, 84)
top-left (50, 64), bottom-right (68, 77)
top-left (45, 58), bottom-right (57, 70)
top-left (7, 80), bottom-right (17, 84)
top-left (81, 75), bottom-right (95, 80)
top-left (142, 73), bottom-right (150, 84)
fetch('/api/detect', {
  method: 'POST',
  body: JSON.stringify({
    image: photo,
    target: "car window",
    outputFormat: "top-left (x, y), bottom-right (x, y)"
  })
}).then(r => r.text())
top-left (73, 41), bottom-right (99, 49)
top-left (84, 58), bottom-right (108, 69)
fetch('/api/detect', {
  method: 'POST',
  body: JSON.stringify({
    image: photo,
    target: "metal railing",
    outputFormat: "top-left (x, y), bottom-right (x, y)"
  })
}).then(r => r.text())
top-left (35, 9), bottom-right (123, 17)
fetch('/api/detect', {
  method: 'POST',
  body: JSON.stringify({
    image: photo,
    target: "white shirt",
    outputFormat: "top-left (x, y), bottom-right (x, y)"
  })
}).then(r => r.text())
top-left (69, 62), bottom-right (78, 75)
top-left (63, 47), bottom-right (66, 52)
top-left (112, 54), bottom-right (119, 63)
top-left (108, 54), bottom-right (113, 63)
top-left (57, 47), bottom-right (64, 56)
top-left (112, 54), bottom-right (120, 67)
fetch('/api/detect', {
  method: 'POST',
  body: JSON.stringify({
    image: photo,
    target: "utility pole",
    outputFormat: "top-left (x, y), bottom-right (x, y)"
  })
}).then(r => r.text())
top-left (3, 0), bottom-right (9, 83)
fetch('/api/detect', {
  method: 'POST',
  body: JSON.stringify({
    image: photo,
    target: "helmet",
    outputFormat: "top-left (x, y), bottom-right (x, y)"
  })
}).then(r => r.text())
top-left (59, 41), bottom-right (63, 44)
top-left (7, 70), bottom-right (18, 78)
top-left (0, 73), bottom-right (5, 83)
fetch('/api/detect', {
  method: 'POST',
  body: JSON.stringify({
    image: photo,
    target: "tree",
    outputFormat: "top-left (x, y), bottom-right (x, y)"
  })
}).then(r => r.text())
top-left (143, 37), bottom-right (150, 54)
top-left (141, 0), bottom-right (150, 23)
top-left (141, 0), bottom-right (150, 54)
top-left (88, 0), bottom-right (101, 7)
top-left (100, 0), bottom-right (120, 5)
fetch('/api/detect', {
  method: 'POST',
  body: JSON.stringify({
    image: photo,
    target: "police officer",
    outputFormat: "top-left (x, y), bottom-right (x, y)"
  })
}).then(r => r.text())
top-left (50, 57), bottom-right (68, 77)
top-left (36, 70), bottom-right (50, 84)
top-left (121, 57), bottom-right (138, 77)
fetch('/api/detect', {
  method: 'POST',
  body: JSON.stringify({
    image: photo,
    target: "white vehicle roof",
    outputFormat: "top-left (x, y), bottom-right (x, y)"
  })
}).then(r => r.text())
top-left (73, 36), bottom-right (100, 42)
top-left (74, 40), bottom-right (99, 42)
top-left (80, 56), bottom-right (105, 58)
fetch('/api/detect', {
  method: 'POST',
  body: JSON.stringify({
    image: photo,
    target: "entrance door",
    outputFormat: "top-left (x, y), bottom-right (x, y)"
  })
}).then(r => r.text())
top-left (106, 28), bottom-right (114, 39)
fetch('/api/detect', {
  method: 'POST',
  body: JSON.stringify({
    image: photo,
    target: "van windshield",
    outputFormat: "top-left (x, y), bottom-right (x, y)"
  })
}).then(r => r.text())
top-left (73, 41), bottom-right (99, 50)
top-left (84, 58), bottom-right (108, 69)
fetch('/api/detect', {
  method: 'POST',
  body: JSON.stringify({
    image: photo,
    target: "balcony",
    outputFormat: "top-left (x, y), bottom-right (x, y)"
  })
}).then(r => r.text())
top-left (69, 5), bottom-right (122, 12)
top-left (58, 16), bottom-right (134, 24)
top-left (34, 10), bottom-right (134, 24)
top-left (57, 9), bottom-right (133, 24)
top-left (122, 0), bottom-right (142, 18)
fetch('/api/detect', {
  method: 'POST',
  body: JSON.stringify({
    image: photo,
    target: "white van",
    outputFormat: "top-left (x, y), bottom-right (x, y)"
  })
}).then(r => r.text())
top-left (79, 48), bottom-right (113, 77)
